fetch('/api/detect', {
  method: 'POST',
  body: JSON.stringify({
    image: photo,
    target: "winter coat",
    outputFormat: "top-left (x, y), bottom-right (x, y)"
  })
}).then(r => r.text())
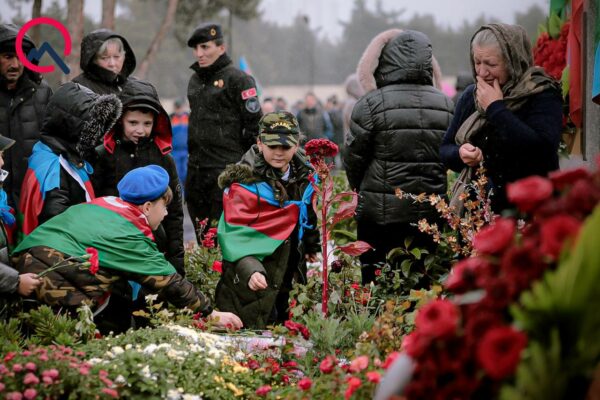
top-left (71, 29), bottom-right (136, 95)
top-left (344, 30), bottom-right (453, 226)
top-left (19, 83), bottom-right (121, 233)
top-left (186, 54), bottom-right (261, 201)
top-left (214, 146), bottom-right (320, 329)
top-left (440, 84), bottom-right (563, 212)
top-left (0, 24), bottom-right (53, 208)
top-left (93, 79), bottom-right (185, 275)
top-left (297, 107), bottom-right (333, 141)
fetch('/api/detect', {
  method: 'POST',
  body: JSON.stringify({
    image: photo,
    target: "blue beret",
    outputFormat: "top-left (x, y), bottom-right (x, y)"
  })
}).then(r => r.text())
top-left (117, 165), bottom-right (169, 204)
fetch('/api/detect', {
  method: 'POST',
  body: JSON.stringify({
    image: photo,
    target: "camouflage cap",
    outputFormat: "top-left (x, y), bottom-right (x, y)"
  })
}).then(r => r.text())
top-left (259, 111), bottom-right (300, 147)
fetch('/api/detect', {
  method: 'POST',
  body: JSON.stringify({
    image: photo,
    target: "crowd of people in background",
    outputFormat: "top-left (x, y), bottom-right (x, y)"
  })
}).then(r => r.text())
top-left (0, 18), bottom-right (563, 332)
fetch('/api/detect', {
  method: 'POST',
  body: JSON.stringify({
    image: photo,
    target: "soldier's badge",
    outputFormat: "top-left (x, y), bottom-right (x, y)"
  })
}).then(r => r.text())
top-left (245, 97), bottom-right (260, 113)
top-left (241, 87), bottom-right (257, 100)
top-left (210, 28), bottom-right (217, 36)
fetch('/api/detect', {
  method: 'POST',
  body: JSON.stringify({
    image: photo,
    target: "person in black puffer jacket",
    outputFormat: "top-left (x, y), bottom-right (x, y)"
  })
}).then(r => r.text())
top-left (19, 83), bottom-right (122, 236)
top-left (0, 24), bottom-right (53, 210)
top-left (71, 29), bottom-right (136, 95)
top-left (92, 79), bottom-right (185, 276)
top-left (344, 29), bottom-right (454, 284)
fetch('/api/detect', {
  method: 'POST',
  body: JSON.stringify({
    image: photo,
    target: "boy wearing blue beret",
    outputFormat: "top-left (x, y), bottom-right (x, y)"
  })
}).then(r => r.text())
top-left (14, 165), bottom-right (242, 333)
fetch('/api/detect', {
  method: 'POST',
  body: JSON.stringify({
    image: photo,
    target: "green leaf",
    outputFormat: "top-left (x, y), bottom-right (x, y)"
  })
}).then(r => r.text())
top-left (410, 248), bottom-right (422, 260)
top-left (548, 12), bottom-right (562, 38)
top-left (561, 67), bottom-right (570, 99)
top-left (331, 228), bottom-right (357, 241)
top-left (400, 259), bottom-right (412, 278)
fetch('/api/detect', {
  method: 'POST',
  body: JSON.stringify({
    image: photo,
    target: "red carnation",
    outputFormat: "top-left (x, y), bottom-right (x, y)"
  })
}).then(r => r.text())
top-left (564, 179), bottom-right (600, 216)
top-left (415, 299), bottom-right (460, 340)
top-left (539, 214), bottom-right (581, 260)
top-left (349, 355), bottom-right (369, 373)
top-left (402, 331), bottom-right (429, 358)
top-left (211, 260), bottom-right (223, 273)
top-left (477, 326), bottom-right (527, 379)
top-left (255, 385), bottom-right (272, 396)
top-left (548, 167), bottom-right (590, 190)
top-left (506, 176), bottom-right (553, 213)
top-left (345, 376), bottom-right (362, 400)
top-left (319, 355), bottom-right (337, 374)
top-left (86, 247), bottom-right (99, 275)
top-left (472, 218), bottom-right (516, 255)
top-left (298, 377), bottom-right (312, 391)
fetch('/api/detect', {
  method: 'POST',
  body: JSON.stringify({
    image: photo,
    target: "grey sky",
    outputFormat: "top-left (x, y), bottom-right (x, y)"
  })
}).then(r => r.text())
top-left (2, 0), bottom-right (549, 42)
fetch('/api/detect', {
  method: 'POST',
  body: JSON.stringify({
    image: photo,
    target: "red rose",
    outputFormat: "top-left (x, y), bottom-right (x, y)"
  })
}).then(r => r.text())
top-left (402, 331), bottom-right (429, 358)
top-left (472, 218), bottom-right (516, 255)
top-left (564, 179), bottom-right (600, 216)
top-left (507, 176), bottom-right (553, 213)
top-left (444, 257), bottom-right (494, 293)
top-left (319, 355), bottom-right (337, 374)
top-left (501, 240), bottom-right (546, 290)
top-left (415, 299), bottom-right (459, 339)
top-left (481, 276), bottom-right (516, 309)
top-left (247, 358), bottom-right (260, 370)
top-left (539, 214), bottom-right (581, 260)
top-left (255, 385), bottom-right (272, 396)
top-left (476, 326), bottom-right (527, 379)
top-left (464, 309), bottom-right (503, 347)
top-left (298, 377), bottom-right (312, 390)
top-left (548, 167), bottom-right (590, 190)
top-left (345, 376), bottom-right (362, 400)
top-left (366, 371), bottom-right (381, 384)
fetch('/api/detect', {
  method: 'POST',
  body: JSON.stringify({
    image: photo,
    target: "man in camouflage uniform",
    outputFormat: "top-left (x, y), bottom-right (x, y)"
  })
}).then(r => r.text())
top-left (186, 22), bottom-right (262, 233)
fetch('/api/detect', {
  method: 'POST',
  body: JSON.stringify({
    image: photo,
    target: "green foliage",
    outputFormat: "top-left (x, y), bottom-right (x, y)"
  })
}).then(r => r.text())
top-left (184, 242), bottom-right (222, 302)
top-left (20, 304), bottom-right (95, 347)
top-left (0, 317), bottom-right (25, 353)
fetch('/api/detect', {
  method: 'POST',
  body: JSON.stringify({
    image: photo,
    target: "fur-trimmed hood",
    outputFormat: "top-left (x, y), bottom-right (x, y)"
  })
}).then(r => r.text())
top-left (345, 73), bottom-right (364, 100)
top-left (41, 82), bottom-right (122, 162)
top-left (357, 29), bottom-right (443, 93)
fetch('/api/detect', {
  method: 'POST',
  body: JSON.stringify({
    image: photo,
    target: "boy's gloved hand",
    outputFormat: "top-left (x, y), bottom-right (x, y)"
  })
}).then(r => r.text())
top-left (248, 272), bottom-right (267, 291)
top-left (209, 310), bottom-right (243, 330)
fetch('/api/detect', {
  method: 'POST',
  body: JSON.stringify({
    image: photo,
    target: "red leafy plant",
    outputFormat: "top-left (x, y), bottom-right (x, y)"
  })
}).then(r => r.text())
top-left (304, 138), bottom-right (372, 315)
top-left (398, 161), bottom-right (600, 399)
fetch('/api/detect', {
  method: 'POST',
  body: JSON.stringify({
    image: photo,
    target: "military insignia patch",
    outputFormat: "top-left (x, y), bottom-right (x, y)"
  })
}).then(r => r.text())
top-left (245, 97), bottom-right (260, 113)
top-left (210, 28), bottom-right (217, 36)
top-left (241, 87), bottom-right (257, 100)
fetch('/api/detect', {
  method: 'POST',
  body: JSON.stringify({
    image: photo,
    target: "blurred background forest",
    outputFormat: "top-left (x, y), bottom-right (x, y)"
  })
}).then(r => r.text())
top-left (4, 0), bottom-right (548, 101)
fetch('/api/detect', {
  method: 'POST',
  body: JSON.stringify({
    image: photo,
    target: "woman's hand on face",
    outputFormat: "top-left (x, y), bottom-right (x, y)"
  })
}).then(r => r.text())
top-left (476, 77), bottom-right (503, 110)
top-left (248, 272), bottom-right (268, 291)
top-left (459, 143), bottom-right (483, 167)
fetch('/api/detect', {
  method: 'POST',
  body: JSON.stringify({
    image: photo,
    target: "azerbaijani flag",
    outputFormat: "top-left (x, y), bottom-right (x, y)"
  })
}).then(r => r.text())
top-left (14, 196), bottom-right (176, 276)
top-left (19, 142), bottom-right (95, 235)
top-left (218, 181), bottom-right (315, 263)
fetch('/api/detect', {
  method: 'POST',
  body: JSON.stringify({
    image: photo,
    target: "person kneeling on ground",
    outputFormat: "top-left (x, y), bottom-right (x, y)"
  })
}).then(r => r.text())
top-left (13, 165), bottom-right (242, 332)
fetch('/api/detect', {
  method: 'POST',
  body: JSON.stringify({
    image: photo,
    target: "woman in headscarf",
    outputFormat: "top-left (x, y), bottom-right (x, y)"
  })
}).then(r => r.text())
top-left (72, 29), bottom-right (136, 95)
top-left (440, 24), bottom-right (563, 214)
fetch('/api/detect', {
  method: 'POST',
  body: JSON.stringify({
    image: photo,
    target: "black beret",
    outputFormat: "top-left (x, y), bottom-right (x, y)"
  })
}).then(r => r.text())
top-left (187, 23), bottom-right (223, 48)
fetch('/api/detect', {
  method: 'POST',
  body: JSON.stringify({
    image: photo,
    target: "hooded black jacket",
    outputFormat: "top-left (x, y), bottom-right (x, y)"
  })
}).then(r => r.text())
top-left (71, 29), bottom-right (136, 95)
top-left (32, 83), bottom-right (121, 225)
top-left (92, 79), bottom-right (185, 275)
top-left (344, 30), bottom-right (453, 225)
top-left (0, 24), bottom-right (53, 208)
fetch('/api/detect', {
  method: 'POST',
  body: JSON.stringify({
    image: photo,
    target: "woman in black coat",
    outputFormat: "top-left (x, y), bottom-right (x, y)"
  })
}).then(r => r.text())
top-left (343, 29), bottom-right (453, 284)
top-left (72, 29), bottom-right (136, 95)
top-left (440, 23), bottom-right (562, 214)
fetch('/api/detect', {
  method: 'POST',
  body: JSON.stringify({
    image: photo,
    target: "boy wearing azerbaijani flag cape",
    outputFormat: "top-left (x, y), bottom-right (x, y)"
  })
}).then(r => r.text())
top-left (215, 111), bottom-right (320, 329)
top-left (13, 165), bottom-right (242, 332)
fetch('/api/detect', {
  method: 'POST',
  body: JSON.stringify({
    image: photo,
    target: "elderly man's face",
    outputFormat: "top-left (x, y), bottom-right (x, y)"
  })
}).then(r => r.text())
top-left (0, 52), bottom-right (24, 87)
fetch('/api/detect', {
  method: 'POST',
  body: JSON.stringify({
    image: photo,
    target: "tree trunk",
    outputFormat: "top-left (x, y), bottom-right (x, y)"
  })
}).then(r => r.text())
top-left (136, 0), bottom-right (179, 79)
top-left (101, 0), bottom-right (117, 30)
top-left (64, 0), bottom-right (84, 82)
top-left (30, 0), bottom-right (42, 45)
